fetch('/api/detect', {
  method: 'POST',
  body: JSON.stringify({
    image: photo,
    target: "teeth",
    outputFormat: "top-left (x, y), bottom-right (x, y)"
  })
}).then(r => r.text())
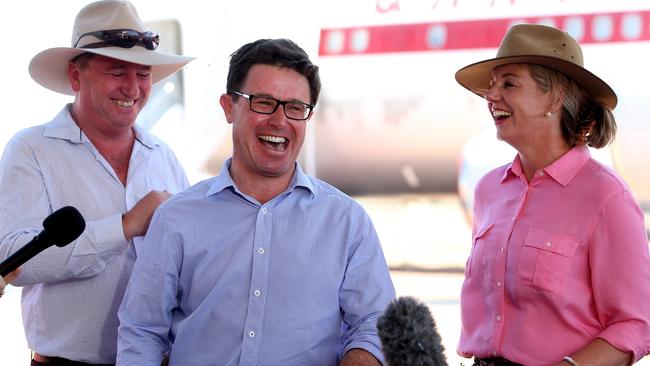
top-left (259, 135), bottom-right (286, 143)
top-left (492, 109), bottom-right (512, 118)
top-left (112, 99), bottom-right (135, 107)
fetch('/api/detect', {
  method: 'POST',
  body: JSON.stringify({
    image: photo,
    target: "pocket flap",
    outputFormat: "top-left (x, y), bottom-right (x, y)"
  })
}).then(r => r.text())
top-left (524, 228), bottom-right (579, 257)
top-left (473, 223), bottom-right (494, 241)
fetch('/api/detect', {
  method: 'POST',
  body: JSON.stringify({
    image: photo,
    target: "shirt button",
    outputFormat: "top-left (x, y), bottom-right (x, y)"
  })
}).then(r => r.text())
top-left (545, 241), bottom-right (552, 247)
top-left (538, 171), bottom-right (545, 176)
top-left (262, 208), bottom-right (268, 214)
top-left (257, 247), bottom-right (265, 254)
top-left (511, 216), bottom-right (515, 221)
top-left (496, 282), bottom-right (502, 287)
top-left (500, 247), bottom-right (505, 253)
top-left (248, 331), bottom-right (255, 337)
top-left (496, 315), bottom-right (502, 321)
top-left (254, 289), bottom-right (261, 297)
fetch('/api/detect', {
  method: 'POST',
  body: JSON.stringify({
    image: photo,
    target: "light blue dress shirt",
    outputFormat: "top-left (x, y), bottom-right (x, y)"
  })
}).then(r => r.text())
top-left (117, 160), bottom-right (395, 366)
top-left (0, 105), bottom-right (189, 364)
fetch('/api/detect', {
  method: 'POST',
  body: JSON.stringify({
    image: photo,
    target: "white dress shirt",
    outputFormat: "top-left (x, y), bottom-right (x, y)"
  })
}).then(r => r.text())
top-left (0, 105), bottom-right (189, 364)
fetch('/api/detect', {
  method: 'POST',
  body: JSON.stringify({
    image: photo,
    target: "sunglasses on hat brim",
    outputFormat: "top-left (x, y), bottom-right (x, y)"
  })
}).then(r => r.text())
top-left (73, 29), bottom-right (160, 50)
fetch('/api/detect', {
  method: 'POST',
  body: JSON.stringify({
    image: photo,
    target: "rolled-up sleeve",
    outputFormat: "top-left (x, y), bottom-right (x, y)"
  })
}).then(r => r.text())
top-left (338, 207), bottom-right (396, 363)
top-left (590, 189), bottom-right (650, 361)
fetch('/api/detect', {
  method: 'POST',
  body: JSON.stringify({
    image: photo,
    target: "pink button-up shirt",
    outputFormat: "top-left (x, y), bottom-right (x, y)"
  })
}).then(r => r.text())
top-left (457, 146), bottom-right (650, 365)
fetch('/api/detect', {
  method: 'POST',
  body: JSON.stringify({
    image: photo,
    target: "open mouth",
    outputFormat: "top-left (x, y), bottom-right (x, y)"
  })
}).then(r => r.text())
top-left (258, 134), bottom-right (288, 151)
top-left (492, 109), bottom-right (512, 121)
top-left (111, 98), bottom-right (135, 107)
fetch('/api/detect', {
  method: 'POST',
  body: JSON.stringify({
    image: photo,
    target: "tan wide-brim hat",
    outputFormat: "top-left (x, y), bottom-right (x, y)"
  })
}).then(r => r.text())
top-left (455, 23), bottom-right (617, 109)
top-left (29, 0), bottom-right (195, 96)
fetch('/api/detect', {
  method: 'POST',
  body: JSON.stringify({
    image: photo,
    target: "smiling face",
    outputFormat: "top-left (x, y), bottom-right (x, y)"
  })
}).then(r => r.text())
top-left (485, 63), bottom-right (560, 151)
top-left (68, 54), bottom-right (152, 137)
top-left (220, 64), bottom-right (310, 189)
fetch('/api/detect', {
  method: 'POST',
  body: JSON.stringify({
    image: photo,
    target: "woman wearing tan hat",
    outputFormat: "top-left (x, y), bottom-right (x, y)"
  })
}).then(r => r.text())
top-left (455, 24), bottom-right (650, 366)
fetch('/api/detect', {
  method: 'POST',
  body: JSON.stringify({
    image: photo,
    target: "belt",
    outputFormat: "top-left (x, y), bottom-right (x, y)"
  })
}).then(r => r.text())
top-left (32, 352), bottom-right (114, 366)
top-left (473, 357), bottom-right (523, 366)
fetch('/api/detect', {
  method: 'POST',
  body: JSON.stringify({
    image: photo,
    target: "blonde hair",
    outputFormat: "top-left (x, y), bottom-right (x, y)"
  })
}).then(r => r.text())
top-left (528, 64), bottom-right (616, 148)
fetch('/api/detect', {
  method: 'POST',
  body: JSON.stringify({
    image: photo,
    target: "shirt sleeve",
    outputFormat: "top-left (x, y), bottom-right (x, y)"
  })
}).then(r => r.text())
top-left (117, 207), bottom-right (179, 366)
top-left (589, 189), bottom-right (650, 361)
top-left (0, 136), bottom-right (130, 286)
top-left (338, 205), bottom-right (396, 364)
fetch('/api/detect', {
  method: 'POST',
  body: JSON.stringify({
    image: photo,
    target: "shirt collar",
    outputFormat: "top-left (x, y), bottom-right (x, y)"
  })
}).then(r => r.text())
top-left (207, 158), bottom-right (316, 199)
top-left (43, 104), bottom-right (157, 149)
top-left (502, 145), bottom-right (591, 186)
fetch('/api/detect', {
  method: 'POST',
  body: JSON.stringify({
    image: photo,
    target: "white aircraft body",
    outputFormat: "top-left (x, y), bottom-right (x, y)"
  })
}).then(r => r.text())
top-left (2, 0), bottom-right (649, 218)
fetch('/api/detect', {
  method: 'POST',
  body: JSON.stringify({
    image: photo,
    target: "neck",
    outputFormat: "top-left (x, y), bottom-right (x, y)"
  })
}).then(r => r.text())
top-left (229, 165), bottom-right (295, 205)
top-left (71, 109), bottom-right (136, 186)
top-left (517, 140), bottom-right (571, 181)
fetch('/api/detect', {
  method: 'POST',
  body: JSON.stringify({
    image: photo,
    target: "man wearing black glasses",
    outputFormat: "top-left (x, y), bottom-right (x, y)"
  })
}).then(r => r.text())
top-left (0, 1), bottom-right (193, 365)
top-left (117, 39), bottom-right (395, 366)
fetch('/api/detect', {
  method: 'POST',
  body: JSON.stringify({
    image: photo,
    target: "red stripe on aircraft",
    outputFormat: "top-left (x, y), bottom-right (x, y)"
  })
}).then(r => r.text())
top-left (319, 10), bottom-right (650, 55)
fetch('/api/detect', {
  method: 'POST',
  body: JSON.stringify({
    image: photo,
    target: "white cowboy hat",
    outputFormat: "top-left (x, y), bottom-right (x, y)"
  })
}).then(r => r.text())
top-left (455, 23), bottom-right (617, 109)
top-left (29, 0), bottom-right (195, 95)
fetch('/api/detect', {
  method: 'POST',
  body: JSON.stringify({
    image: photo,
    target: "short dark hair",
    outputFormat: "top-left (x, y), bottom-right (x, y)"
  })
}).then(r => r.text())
top-left (226, 39), bottom-right (321, 105)
top-left (529, 64), bottom-right (616, 148)
top-left (70, 52), bottom-right (96, 69)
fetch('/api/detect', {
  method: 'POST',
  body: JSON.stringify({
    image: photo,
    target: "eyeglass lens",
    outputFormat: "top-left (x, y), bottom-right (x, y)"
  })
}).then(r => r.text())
top-left (251, 96), bottom-right (311, 120)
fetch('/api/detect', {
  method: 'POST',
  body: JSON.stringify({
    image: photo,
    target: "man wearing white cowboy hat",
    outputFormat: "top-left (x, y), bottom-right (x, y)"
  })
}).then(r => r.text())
top-left (0, 1), bottom-right (194, 365)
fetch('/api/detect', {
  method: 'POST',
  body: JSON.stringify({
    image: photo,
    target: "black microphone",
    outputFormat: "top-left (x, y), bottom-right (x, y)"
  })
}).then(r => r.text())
top-left (377, 296), bottom-right (448, 366)
top-left (0, 206), bottom-right (86, 277)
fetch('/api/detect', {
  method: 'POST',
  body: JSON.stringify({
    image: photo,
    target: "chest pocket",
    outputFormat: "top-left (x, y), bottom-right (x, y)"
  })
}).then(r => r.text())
top-left (466, 223), bottom-right (494, 278)
top-left (518, 228), bottom-right (579, 295)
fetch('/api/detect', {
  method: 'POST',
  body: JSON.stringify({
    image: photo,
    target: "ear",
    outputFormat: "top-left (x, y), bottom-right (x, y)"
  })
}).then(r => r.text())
top-left (219, 94), bottom-right (234, 125)
top-left (547, 87), bottom-right (564, 115)
top-left (67, 61), bottom-right (82, 93)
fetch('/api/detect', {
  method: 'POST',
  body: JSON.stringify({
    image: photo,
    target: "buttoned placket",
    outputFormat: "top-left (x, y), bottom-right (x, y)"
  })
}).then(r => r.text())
top-left (490, 177), bottom-right (532, 356)
top-left (239, 202), bottom-right (274, 366)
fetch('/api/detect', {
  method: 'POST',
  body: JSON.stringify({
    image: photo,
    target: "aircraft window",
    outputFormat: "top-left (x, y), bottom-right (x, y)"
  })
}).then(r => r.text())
top-left (137, 19), bottom-right (185, 131)
top-left (621, 13), bottom-right (642, 40)
top-left (536, 18), bottom-right (556, 28)
top-left (350, 28), bottom-right (370, 53)
top-left (426, 24), bottom-right (447, 49)
top-left (325, 30), bottom-right (345, 54)
top-left (592, 15), bottom-right (614, 41)
top-left (564, 16), bottom-right (585, 41)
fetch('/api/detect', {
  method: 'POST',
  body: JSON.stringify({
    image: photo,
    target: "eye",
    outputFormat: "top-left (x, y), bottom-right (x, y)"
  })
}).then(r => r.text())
top-left (137, 70), bottom-right (152, 78)
top-left (287, 103), bottom-right (306, 112)
top-left (254, 98), bottom-right (276, 107)
top-left (504, 81), bottom-right (515, 88)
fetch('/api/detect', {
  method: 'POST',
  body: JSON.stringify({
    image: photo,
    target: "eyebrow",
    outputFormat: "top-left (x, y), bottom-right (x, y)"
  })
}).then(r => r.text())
top-left (107, 63), bottom-right (152, 71)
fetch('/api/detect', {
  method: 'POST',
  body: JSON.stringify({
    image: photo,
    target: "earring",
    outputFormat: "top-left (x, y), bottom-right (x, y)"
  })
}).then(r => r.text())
top-left (545, 112), bottom-right (552, 118)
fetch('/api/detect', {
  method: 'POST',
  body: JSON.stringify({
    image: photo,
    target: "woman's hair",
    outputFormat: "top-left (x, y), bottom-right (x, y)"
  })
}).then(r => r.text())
top-left (528, 64), bottom-right (616, 148)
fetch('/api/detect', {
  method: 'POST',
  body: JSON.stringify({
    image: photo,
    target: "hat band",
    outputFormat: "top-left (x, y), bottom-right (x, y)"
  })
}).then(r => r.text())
top-left (74, 29), bottom-right (160, 50)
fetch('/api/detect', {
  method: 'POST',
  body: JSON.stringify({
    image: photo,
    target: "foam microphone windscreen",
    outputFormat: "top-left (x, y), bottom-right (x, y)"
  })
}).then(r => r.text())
top-left (377, 296), bottom-right (448, 366)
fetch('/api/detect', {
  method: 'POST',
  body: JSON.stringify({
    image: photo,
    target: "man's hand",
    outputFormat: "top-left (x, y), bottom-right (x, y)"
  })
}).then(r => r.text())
top-left (122, 190), bottom-right (172, 240)
top-left (340, 348), bottom-right (382, 366)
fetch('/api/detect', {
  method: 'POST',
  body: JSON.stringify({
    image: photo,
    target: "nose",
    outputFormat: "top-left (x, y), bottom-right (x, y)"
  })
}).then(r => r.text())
top-left (267, 105), bottom-right (288, 128)
top-left (484, 85), bottom-right (500, 102)
top-left (120, 71), bottom-right (140, 98)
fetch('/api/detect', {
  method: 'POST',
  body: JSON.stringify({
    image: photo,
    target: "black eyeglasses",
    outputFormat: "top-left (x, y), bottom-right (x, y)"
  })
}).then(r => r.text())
top-left (73, 29), bottom-right (160, 50)
top-left (232, 91), bottom-right (314, 121)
